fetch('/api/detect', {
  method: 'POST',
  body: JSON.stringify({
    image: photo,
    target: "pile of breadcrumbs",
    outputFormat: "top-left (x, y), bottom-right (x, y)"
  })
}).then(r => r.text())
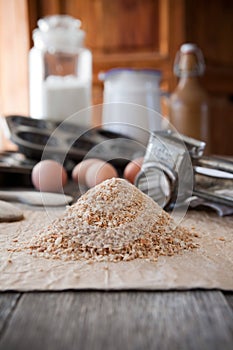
top-left (29, 178), bottom-right (199, 262)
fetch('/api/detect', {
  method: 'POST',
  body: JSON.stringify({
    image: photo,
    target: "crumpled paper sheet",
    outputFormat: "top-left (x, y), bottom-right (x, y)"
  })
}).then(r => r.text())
top-left (0, 206), bottom-right (232, 291)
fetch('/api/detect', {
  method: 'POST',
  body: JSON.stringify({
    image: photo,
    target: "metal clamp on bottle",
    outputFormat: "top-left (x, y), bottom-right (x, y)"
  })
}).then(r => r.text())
top-left (135, 130), bottom-right (233, 210)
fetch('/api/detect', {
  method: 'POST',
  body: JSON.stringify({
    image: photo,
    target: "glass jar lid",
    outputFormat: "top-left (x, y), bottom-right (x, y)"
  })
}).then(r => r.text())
top-left (32, 15), bottom-right (85, 52)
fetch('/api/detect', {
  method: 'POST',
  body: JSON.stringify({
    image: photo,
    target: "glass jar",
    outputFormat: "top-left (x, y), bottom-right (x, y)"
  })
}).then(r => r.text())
top-left (99, 68), bottom-right (163, 144)
top-left (29, 15), bottom-right (92, 125)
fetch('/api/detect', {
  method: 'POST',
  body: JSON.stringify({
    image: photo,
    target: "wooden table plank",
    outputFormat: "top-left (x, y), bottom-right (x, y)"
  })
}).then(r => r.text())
top-left (0, 291), bottom-right (232, 350)
top-left (224, 293), bottom-right (233, 311)
top-left (0, 293), bottom-right (20, 337)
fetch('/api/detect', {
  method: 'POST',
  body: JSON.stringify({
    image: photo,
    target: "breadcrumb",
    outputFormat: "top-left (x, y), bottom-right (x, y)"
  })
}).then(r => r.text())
top-left (28, 178), bottom-right (199, 262)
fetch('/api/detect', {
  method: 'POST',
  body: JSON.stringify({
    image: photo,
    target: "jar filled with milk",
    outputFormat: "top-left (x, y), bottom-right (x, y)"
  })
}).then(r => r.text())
top-left (29, 15), bottom-right (92, 125)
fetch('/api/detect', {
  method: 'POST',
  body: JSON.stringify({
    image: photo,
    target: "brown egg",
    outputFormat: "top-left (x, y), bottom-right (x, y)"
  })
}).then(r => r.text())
top-left (85, 161), bottom-right (118, 188)
top-left (72, 158), bottom-right (102, 185)
top-left (123, 157), bottom-right (144, 184)
top-left (31, 160), bottom-right (67, 192)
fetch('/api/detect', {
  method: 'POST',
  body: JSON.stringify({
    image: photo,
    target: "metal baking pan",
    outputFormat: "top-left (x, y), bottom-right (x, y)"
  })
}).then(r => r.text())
top-left (5, 115), bottom-right (145, 170)
top-left (0, 151), bottom-right (35, 187)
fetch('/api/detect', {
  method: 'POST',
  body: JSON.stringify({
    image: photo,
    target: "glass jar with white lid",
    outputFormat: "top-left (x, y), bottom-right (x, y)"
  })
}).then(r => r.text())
top-left (99, 68), bottom-right (163, 144)
top-left (29, 15), bottom-right (92, 126)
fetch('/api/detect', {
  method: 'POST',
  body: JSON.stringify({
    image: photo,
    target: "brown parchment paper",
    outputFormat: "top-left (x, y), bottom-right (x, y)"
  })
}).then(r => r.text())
top-left (0, 206), bottom-right (232, 291)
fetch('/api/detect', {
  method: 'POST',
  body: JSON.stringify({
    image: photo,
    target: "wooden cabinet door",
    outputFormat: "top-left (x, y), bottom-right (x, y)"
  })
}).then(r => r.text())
top-left (28, 0), bottom-right (186, 105)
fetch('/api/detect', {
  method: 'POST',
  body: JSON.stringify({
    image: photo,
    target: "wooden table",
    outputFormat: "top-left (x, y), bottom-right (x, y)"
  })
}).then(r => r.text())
top-left (0, 290), bottom-right (233, 349)
top-left (0, 184), bottom-right (233, 350)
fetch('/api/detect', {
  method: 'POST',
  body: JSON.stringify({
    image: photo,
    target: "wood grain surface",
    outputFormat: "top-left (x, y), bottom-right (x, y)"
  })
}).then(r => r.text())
top-left (0, 294), bottom-right (20, 337)
top-left (0, 291), bottom-right (232, 350)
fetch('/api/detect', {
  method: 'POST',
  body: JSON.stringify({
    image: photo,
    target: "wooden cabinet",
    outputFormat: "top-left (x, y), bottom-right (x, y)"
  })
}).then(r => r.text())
top-left (185, 0), bottom-right (233, 95)
top-left (28, 0), bottom-right (186, 103)
top-left (185, 0), bottom-right (233, 155)
top-left (0, 0), bottom-right (232, 154)
top-left (27, 0), bottom-right (233, 154)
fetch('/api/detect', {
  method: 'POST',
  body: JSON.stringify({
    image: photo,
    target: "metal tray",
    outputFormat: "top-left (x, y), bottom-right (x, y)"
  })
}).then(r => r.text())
top-left (0, 151), bottom-right (35, 187)
top-left (6, 115), bottom-right (145, 171)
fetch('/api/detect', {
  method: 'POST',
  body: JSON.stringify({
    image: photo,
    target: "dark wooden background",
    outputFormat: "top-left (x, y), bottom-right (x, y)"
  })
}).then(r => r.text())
top-left (28, 0), bottom-right (233, 155)
top-left (0, 0), bottom-right (232, 155)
